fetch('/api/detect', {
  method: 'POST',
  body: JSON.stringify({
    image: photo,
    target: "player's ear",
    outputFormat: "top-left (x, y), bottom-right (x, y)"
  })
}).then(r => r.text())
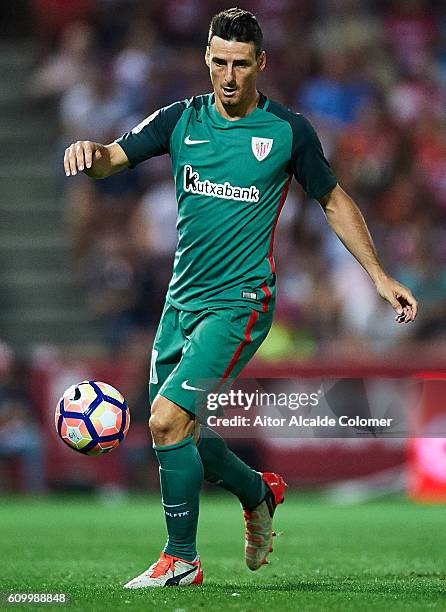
top-left (257, 50), bottom-right (266, 72)
top-left (205, 46), bottom-right (210, 68)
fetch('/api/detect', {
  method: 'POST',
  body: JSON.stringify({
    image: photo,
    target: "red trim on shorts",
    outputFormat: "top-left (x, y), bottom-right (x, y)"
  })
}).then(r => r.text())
top-left (222, 309), bottom-right (259, 380)
top-left (260, 283), bottom-right (272, 313)
top-left (268, 175), bottom-right (292, 274)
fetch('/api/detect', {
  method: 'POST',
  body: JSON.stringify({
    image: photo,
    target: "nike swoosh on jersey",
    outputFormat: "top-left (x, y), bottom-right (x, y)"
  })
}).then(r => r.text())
top-left (184, 135), bottom-right (210, 145)
top-left (181, 380), bottom-right (206, 392)
top-left (162, 502), bottom-right (187, 508)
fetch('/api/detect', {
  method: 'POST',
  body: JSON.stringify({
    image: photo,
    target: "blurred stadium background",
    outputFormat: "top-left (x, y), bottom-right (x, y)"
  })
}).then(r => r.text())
top-left (0, 0), bottom-right (445, 502)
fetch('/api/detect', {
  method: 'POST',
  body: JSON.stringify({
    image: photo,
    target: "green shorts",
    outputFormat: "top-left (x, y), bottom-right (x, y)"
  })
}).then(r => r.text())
top-left (149, 302), bottom-right (273, 418)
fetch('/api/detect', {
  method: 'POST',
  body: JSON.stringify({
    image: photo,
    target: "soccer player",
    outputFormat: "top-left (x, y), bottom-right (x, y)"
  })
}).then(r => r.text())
top-left (64, 8), bottom-right (418, 587)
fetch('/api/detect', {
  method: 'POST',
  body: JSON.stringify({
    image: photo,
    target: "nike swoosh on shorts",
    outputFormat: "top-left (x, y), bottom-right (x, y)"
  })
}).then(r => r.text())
top-left (181, 380), bottom-right (206, 392)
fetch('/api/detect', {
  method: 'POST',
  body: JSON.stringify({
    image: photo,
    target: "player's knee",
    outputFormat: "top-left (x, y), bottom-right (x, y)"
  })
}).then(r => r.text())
top-left (149, 396), bottom-right (193, 445)
top-left (148, 412), bottom-right (171, 438)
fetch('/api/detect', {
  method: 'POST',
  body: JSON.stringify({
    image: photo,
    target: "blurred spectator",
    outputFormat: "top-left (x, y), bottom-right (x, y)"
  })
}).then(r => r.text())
top-left (60, 64), bottom-right (128, 142)
top-left (82, 230), bottom-right (143, 348)
top-left (397, 243), bottom-right (446, 340)
top-left (387, 66), bottom-right (444, 127)
top-left (158, 0), bottom-right (207, 45)
top-left (297, 51), bottom-right (374, 129)
top-left (333, 98), bottom-right (400, 199)
top-left (132, 178), bottom-right (178, 258)
top-left (111, 20), bottom-right (157, 115)
top-left (29, 21), bottom-right (95, 101)
top-left (384, 0), bottom-right (438, 73)
top-left (0, 347), bottom-right (45, 492)
top-left (66, 166), bottom-right (142, 260)
top-left (310, 0), bottom-right (382, 54)
top-left (412, 113), bottom-right (446, 211)
top-left (31, 0), bottom-right (92, 49)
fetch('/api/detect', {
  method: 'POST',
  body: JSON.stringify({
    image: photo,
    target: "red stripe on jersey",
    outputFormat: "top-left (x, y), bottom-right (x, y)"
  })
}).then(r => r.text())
top-left (222, 310), bottom-right (259, 380)
top-left (268, 175), bottom-right (292, 274)
top-left (260, 283), bottom-right (272, 313)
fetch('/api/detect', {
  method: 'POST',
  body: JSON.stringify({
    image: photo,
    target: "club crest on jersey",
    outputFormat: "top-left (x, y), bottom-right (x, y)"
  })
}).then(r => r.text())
top-left (251, 137), bottom-right (273, 161)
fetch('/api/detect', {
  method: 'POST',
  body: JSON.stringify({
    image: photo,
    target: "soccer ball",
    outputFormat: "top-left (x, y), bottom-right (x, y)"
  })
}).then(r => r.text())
top-left (55, 381), bottom-right (130, 455)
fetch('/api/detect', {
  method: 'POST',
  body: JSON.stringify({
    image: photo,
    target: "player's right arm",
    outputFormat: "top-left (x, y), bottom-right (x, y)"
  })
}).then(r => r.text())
top-left (63, 100), bottom-right (187, 179)
top-left (63, 141), bottom-right (129, 179)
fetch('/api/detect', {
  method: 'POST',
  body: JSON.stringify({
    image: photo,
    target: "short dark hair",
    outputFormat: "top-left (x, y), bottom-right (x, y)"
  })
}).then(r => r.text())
top-left (208, 8), bottom-right (263, 56)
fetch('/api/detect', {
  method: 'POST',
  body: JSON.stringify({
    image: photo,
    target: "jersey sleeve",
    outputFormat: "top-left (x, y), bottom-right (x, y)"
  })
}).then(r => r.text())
top-left (291, 115), bottom-right (337, 199)
top-left (115, 100), bottom-right (187, 168)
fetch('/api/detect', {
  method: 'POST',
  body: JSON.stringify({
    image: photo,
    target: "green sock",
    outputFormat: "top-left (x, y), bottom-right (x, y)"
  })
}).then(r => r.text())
top-left (197, 426), bottom-right (267, 509)
top-left (154, 436), bottom-right (203, 562)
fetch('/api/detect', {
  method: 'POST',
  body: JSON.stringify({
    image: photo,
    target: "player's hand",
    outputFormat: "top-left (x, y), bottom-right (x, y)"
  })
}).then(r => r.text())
top-left (63, 141), bottom-right (106, 176)
top-left (374, 275), bottom-right (418, 323)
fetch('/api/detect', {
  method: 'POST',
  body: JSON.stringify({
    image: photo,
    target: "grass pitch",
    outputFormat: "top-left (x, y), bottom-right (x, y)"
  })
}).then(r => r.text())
top-left (0, 493), bottom-right (445, 611)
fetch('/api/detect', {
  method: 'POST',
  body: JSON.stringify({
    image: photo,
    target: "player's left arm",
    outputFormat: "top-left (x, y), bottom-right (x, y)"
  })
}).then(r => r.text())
top-left (318, 184), bottom-right (418, 323)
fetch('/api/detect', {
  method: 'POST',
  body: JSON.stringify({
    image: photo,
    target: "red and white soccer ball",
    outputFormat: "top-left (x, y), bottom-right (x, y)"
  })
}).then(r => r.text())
top-left (55, 381), bottom-right (130, 455)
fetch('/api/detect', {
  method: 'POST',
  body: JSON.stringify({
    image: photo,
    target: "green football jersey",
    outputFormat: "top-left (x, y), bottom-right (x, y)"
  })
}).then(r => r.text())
top-left (116, 93), bottom-right (337, 313)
